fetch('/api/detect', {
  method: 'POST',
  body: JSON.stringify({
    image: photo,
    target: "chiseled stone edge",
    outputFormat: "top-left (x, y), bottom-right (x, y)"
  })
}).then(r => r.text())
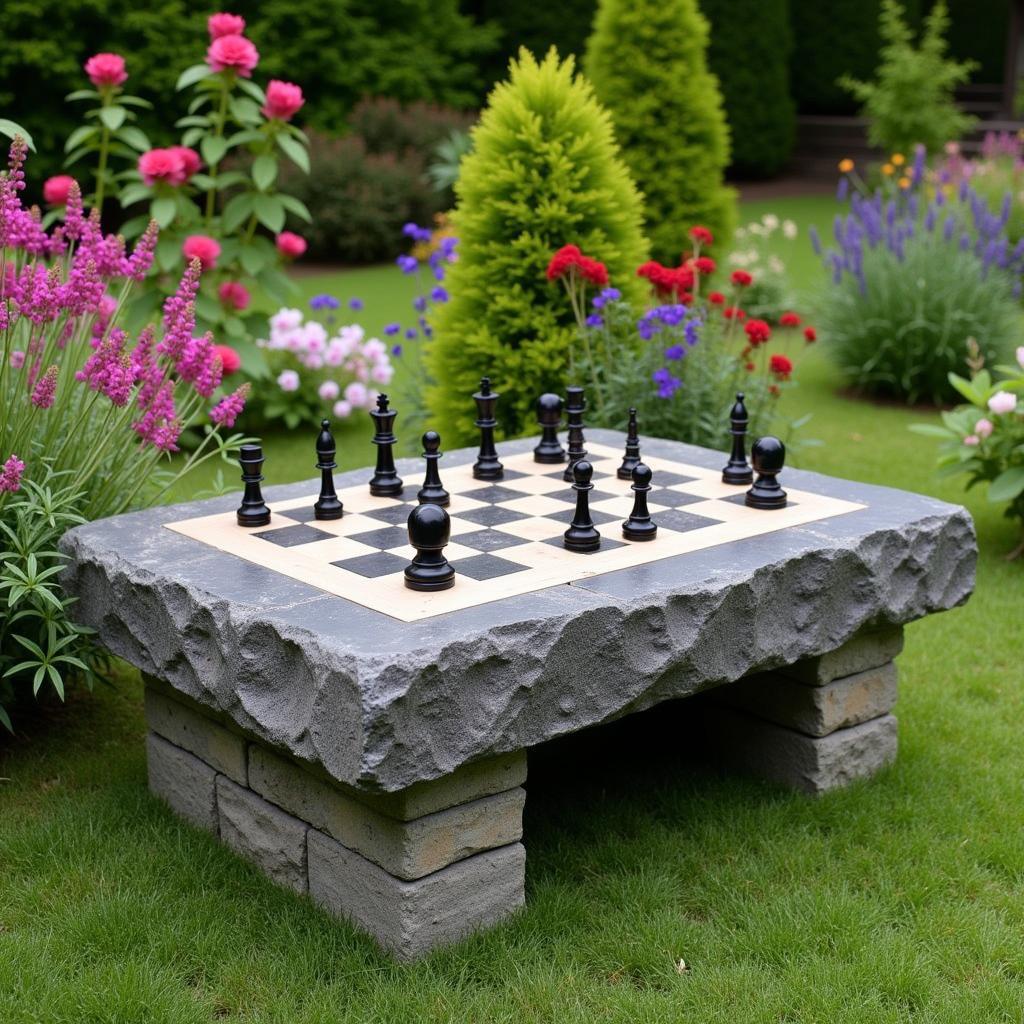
top-left (781, 627), bottom-right (904, 686)
top-left (146, 732), bottom-right (218, 833)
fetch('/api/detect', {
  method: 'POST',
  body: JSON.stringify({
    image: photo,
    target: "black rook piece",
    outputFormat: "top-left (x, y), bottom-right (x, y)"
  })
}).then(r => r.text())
top-left (313, 419), bottom-right (344, 520)
top-left (745, 435), bottom-right (788, 510)
top-left (368, 393), bottom-right (403, 497)
top-left (472, 377), bottom-right (504, 480)
top-left (404, 503), bottom-right (456, 591)
top-left (622, 462), bottom-right (658, 541)
top-left (534, 392), bottom-right (566, 463)
top-left (236, 443), bottom-right (271, 527)
top-left (563, 459), bottom-right (601, 552)
top-left (617, 408), bottom-right (642, 480)
top-left (563, 385), bottom-right (588, 482)
top-left (722, 391), bottom-right (754, 486)
top-left (417, 430), bottom-right (450, 506)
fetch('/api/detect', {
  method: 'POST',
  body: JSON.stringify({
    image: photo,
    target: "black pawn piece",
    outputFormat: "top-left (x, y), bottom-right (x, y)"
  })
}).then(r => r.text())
top-left (472, 376), bottom-right (504, 480)
top-left (404, 503), bottom-right (456, 591)
top-left (313, 419), bottom-right (344, 520)
top-left (745, 436), bottom-right (788, 510)
top-left (622, 463), bottom-right (658, 541)
top-left (618, 408), bottom-right (642, 480)
top-left (563, 385), bottom-right (588, 483)
top-left (368, 393), bottom-right (403, 497)
top-left (417, 430), bottom-right (450, 506)
top-left (722, 392), bottom-right (754, 486)
top-left (534, 393), bottom-right (566, 463)
top-left (563, 459), bottom-right (601, 552)
top-left (236, 443), bottom-right (271, 527)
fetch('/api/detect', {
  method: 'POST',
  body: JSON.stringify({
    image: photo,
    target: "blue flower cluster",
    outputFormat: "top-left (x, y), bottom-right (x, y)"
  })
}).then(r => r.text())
top-left (635, 304), bottom-right (703, 400)
top-left (391, 223), bottom-right (460, 341)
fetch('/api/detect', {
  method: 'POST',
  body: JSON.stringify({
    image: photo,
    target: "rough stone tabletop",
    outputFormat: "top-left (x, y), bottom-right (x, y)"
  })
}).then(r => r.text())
top-left (61, 429), bottom-right (976, 794)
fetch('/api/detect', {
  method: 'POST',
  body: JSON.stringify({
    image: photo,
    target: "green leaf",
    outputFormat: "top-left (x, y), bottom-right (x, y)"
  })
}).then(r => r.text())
top-left (946, 372), bottom-right (983, 406)
top-left (175, 115), bottom-right (211, 129)
top-left (0, 119), bottom-right (35, 149)
top-left (276, 133), bottom-right (309, 173)
top-left (116, 125), bottom-right (150, 152)
top-left (226, 129), bottom-right (264, 147)
top-left (201, 135), bottom-right (229, 167)
top-left (278, 194), bottom-right (312, 223)
top-left (190, 174), bottom-right (216, 191)
top-left (151, 196), bottom-right (178, 229)
top-left (176, 63), bottom-right (213, 91)
top-left (181, 127), bottom-right (205, 148)
top-left (221, 192), bottom-right (255, 234)
top-left (195, 293), bottom-right (222, 323)
top-left (252, 154), bottom-right (278, 192)
top-left (118, 95), bottom-right (153, 110)
top-left (65, 89), bottom-right (99, 102)
top-left (230, 97), bottom-right (262, 125)
top-left (215, 171), bottom-right (248, 189)
top-left (236, 79), bottom-right (267, 104)
top-left (240, 242), bottom-right (271, 276)
top-left (253, 193), bottom-right (286, 233)
top-left (0, 703), bottom-right (11, 734)
top-left (99, 106), bottom-right (127, 131)
top-left (989, 467), bottom-right (1024, 503)
top-left (119, 183), bottom-right (151, 207)
top-left (64, 124), bottom-right (97, 153)
top-left (908, 424), bottom-right (957, 439)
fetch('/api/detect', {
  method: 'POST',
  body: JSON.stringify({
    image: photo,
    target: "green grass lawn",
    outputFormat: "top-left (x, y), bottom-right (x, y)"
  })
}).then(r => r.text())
top-left (4, 197), bottom-right (1024, 1022)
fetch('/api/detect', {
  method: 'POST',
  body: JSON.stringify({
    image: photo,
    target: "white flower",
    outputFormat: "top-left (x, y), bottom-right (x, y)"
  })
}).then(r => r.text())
top-left (371, 363), bottom-right (394, 384)
top-left (769, 256), bottom-right (785, 274)
top-left (734, 227), bottom-right (747, 240)
top-left (762, 213), bottom-right (780, 230)
top-left (332, 399), bottom-right (352, 419)
top-left (782, 219), bottom-right (798, 240)
top-left (344, 381), bottom-right (369, 407)
top-left (318, 380), bottom-right (340, 401)
top-left (270, 308), bottom-right (303, 333)
top-left (277, 369), bottom-right (300, 392)
top-left (988, 391), bottom-right (1018, 415)
top-left (361, 338), bottom-right (387, 360)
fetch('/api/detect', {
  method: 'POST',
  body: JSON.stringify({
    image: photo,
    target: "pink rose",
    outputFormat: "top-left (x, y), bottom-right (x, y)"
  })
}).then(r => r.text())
top-left (974, 418), bottom-right (994, 439)
top-left (43, 175), bottom-right (76, 206)
top-left (275, 231), bottom-right (307, 259)
top-left (211, 344), bottom-right (241, 375)
top-left (182, 235), bottom-right (221, 269)
top-left (218, 280), bottom-right (250, 311)
top-left (84, 53), bottom-right (127, 88)
top-left (170, 146), bottom-right (202, 180)
top-left (208, 12), bottom-right (246, 38)
top-left (963, 435), bottom-right (980, 446)
top-left (988, 391), bottom-right (1018, 415)
top-left (206, 34), bottom-right (259, 77)
top-left (139, 148), bottom-right (187, 186)
top-left (262, 80), bottom-right (305, 121)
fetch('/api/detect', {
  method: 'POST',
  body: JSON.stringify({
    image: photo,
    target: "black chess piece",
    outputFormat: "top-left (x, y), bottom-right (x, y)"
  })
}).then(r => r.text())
top-left (472, 376), bottom-right (504, 480)
top-left (563, 459), bottom-right (601, 552)
top-left (404, 503), bottom-right (456, 591)
top-left (563, 385), bottom-right (588, 483)
top-left (417, 430), bottom-right (450, 506)
top-left (722, 392), bottom-right (754, 486)
top-left (622, 463), bottom-right (658, 541)
top-left (313, 419), bottom-right (344, 520)
top-left (368, 393), bottom-right (403, 497)
top-left (534, 392), bottom-right (566, 463)
top-left (236, 443), bottom-right (271, 527)
top-left (617, 408), bottom-right (642, 480)
top-left (745, 436), bottom-right (788, 510)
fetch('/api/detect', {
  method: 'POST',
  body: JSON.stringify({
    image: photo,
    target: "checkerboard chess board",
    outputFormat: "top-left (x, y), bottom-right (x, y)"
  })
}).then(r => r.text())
top-left (165, 442), bottom-right (866, 622)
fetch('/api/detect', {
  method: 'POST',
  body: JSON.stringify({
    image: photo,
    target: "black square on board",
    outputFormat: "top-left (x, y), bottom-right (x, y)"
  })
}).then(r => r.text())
top-left (347, 524), bottom-right (411, 550)
top-left (547, 489), bottom-right (619, 506)
top-left (256, 524), bottom-right (336, 547)
top-left (455, 529), bottom-right (530, 553)
top-left (652, 471), bottom-right (698, 487)
top-left (460, 484), bottom-right (532, 504)
top-left (651, 488), bottom-right (705, 509)
top-left (722, 492), bottom-right (797, 507)
top-left (276, 506), bottom-right (320, 524)
top-left (458, 505), bottom-right (530, 527)
top-left (656, 509), bottom-right (722, 533)
top-left (362, 502), bottom-right (416, 526)
top-left (331, 551), bottom-right (408, 578)
top-left (542, 535), bottom-right (627, 553)
top-left (450, 553), bottom-right (530, 580)
top-left (544, 468), bottom-right (613, 481)
top-left (544, 508), bottom-right (619, 527)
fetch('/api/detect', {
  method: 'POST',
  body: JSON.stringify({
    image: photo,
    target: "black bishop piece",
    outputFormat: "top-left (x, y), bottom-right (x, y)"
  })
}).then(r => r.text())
top-left (534, 393), bottom-right (566, 463)
top-left (622, 463), bottom-right (658, 541)
top-left (472, 377), bottom-right (504, 480)
top-left (618, 408), bottom-right (642, 480)
top-left (745, 436), bottom-right (788, 510)
top-left (236, 443), bottom-right (271, 527)
top-left (563, 385), bottom-right (588, 483)
top-left (313, 419), bottom-right (344, 520)
top-left (417, 430), bottom-right (450, 506)
top-left (563, 459), bottom-right (601, 552)
top-left (368, 393), bottom-right (403, 497)
top-left (404, 503), bottom-right (456, 591)
top-left (722, 392), bottom-right (754, 486)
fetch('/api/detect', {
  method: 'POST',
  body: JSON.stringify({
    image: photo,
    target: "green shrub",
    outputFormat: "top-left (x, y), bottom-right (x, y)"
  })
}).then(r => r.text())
top-left (840, 0), bottom-right (976, 155)
top-left (700, 0), bottom-right (796, 178)
top-left (427, 48), bottom-right (649, 444)
top-left (585, 0), bottom-right (737, 262)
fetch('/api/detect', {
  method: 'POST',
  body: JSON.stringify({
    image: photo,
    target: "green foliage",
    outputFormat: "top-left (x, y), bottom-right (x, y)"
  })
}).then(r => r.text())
top-left (840, 0), bottom-right (976, 155)
top-left (427, 48), bottom-right (649, 444)
top-left (585, 0), bottom-right (737, 262)
top-left (700, 0), bottom-right (796, 179)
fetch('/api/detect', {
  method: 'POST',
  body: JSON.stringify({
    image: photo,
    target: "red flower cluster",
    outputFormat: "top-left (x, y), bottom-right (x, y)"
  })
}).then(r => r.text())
top-left (779, 311), bottom-right (801, 327)
top-left (547, 245), bottom-right (609, 286)
top-left (689, 226), bottom-right (714, 247)
top-left (692, 256), bottom-right (716, 276)
top-left (708, 291), bottom-right (725, 305)
top-left (804, 326), bottom-right (817, 343)
top-left (723, 305), bottom-right (746, 321)
top-left (637, 260), bottom-right (694, 298)
top-left (744, 319), bottom-right (772, 345)
top-left (769, 353), bottom-right (793, 379)
top-left (730, 269), bottom-right (753, 287)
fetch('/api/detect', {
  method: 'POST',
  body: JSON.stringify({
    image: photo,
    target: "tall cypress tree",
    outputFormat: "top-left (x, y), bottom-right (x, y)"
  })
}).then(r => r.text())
top-left (427, 48), bottom-right (648, 443)
top-left (585, 0), bottom-right (737, 262)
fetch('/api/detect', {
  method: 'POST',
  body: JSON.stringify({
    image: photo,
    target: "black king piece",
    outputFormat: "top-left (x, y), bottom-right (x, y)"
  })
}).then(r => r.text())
top-left (472, 376), bottom-right (504, 480)
top-left (368, 393), bottom-right (403, 497)
top-left (722, 391), bottom-right (754, 486)
top-left (313, 419), bottom-right (344, 520)
top-left (563, 385), bottom-right (587, 482)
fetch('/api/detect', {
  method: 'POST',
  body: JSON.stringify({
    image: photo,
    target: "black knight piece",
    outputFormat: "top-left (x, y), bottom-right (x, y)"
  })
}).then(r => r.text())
top-left (745, 435), bottom-right (788, 510)
top-left (313, 419), bottom-right (344, 520)
top-left (404, 503), bottom-right (456, 591)
top-left (562, 385), bottom-right (588, 482)
top-left (722, 391), bottom-right (754, 486)
top-left (563, 459), bottom-right (601, 552)
top-left (617, 408), bottom-right (642, 480)
top-left (417, 430), bottom-right (450, 506)
top-left (622, 463), bottom-right (658, 541)
top-left (368, 393), bottom-right (403, 497)
top-left (236, 443), bottom-right (271, 527)
top-left (472, 377), bottom-right (504, 480)
top-left (534, 392), bottom-right (566, 463)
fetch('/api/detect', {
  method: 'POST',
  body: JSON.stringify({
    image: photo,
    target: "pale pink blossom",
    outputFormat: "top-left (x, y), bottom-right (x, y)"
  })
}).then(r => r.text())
top-left (332, 399), bottom-right (353, 419)
top-left (963, 435), bottom-right (980, 446)
top-left (318, 380), bottom-right (340, 401)
top-left (277, 369), bottom-right (300, 392)
top-left (988, 391), bottom-right (1018, 415)
top-left (371, 363), bottom-right (394, 385)
top-left (362, 338), bottom-right (386, 360)
top-left (1017, 346), bottom-right (1024, 370)
top-left (270, 308), bottom-right (303, 333)
top-left (84, 53), bottom-right (127, 88)
top-left (344, 381), bottom-right (368, 407)
top-left (206, 34), bottom-right (259, 77)
top-left (974, 418), bottom-right (994, 438)
top-left (208, 12), bottom-right (246, 38)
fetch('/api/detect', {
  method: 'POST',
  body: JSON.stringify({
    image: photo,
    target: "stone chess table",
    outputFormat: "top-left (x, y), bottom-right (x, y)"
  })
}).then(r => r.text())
top-left (60, 429), bottom-right (977, 960)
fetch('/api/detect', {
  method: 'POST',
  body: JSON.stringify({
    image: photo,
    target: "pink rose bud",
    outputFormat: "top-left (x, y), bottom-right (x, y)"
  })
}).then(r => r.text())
top-left (988, 391), bottom-right (1018, 415)
top-left (275, 231), bottom-right (307, 259)
top-left (208, 12), bottom-right (246, 38)
top-left (217, 280), bottom-right (250, 311)
top-left (262, 80), bottom-right (305, 121)
top-left (138, 148), bottom-right (187, 186)
top-left (211, 344), bottom-right (242, 375)
top-left (43, 175), bottom-right (76, 206)
top-left (974, 418), bottom-right (994, 439)
top-left (169, 145), bottom-right (202, 180)
top-left (181, 235), bottom-right (221, 270)
top-left (84, 52), bottom-right (127, 88)
top-left (963, 435), bottom-right (980, 446)
top-left (206, 34), bottom-right (260, 77)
